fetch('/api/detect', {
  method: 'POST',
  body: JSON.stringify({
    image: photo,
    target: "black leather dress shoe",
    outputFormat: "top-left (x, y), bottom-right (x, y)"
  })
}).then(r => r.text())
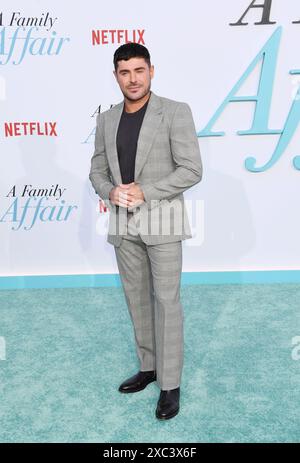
top-left (118, 370), bottom-right (156, 393)
top-left (156, 387), bottom-right (180, 420)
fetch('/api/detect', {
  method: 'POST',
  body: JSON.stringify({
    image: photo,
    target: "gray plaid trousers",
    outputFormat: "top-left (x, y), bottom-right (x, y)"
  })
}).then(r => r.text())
top-left (114, 213), bottom-right (184, 390)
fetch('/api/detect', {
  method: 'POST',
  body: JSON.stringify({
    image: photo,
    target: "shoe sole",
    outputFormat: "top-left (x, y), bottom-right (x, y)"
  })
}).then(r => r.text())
top-left (118, 377), bottom-right (156, 393)
top-left (156, 407), bottom-right (179, 420)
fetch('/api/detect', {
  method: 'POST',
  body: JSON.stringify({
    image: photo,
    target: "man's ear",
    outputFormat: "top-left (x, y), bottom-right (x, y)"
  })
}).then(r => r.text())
top-left (150, 65), bottom-right (154, 79)
top-left (113, 70), bottom-right (117, 80)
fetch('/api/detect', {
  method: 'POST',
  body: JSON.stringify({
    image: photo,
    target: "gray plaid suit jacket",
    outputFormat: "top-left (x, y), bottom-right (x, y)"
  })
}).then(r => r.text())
top-left (89, 91), bottom-right (203, 247)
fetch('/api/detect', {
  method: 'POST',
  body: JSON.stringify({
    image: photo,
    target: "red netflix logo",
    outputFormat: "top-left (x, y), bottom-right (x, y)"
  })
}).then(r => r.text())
top-left (4, 122), bottom-right (58, 137)
top-left (99, 199), bottom-right (108, 213)
top-left (92, 29), bottom-right (145, 46)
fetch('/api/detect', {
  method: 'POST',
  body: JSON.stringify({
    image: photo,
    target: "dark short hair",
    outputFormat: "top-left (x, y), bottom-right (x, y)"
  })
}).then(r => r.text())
top-left (113, 43), bottom-right (151, 71)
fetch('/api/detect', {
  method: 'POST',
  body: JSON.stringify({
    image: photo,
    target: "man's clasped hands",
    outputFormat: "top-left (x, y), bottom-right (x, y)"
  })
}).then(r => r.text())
top-left (109, 182), bottom-right (145, 208)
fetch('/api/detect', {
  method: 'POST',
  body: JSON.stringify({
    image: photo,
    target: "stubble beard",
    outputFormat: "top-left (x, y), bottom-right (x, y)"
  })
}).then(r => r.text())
top-left (122, 82), bottom-right (151, 102)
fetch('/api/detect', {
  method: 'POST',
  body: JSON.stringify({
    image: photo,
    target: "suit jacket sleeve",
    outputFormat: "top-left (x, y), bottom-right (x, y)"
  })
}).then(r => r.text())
top-left (137, 102), bottom-right (203, 207)
top-left (89, 112), bottom-right (115, 202)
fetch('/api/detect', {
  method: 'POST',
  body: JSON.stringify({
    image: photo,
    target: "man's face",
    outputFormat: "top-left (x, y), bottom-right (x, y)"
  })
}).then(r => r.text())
top-left (113, 57), bottom-right (154, 101)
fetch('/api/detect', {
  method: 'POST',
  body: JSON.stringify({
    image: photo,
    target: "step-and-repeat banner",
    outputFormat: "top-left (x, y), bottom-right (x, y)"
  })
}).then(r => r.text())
top-left (0, 0), bottom-right (299, 277)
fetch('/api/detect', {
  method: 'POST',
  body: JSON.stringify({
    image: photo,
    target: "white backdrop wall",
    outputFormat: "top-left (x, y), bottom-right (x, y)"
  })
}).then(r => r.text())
top-left (0, 0), bottom-right (299, 277)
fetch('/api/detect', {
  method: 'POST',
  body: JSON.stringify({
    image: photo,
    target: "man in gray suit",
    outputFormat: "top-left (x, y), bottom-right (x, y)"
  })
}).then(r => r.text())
top-left (89, 43), bottom-right (202, 420)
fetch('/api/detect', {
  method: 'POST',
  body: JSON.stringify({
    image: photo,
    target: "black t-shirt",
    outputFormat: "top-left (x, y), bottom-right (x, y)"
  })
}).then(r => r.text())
top-left (116, 97), bottom-right (149, 184)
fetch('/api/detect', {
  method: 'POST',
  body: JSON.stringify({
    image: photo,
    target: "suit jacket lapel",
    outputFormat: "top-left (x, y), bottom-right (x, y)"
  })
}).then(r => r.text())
top-left (105, 101), bottom-right (124, 185)
top-left (134, 92), bottom-right (163, 180)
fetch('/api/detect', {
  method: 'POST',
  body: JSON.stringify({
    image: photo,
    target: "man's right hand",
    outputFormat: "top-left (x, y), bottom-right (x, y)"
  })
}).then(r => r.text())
top-left (109, 184), bottom-right (133, 208)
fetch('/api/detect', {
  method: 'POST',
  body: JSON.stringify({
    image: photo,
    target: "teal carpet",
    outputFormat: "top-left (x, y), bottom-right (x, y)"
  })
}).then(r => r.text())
top-left (0, 283), bottom-right (299, 443)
